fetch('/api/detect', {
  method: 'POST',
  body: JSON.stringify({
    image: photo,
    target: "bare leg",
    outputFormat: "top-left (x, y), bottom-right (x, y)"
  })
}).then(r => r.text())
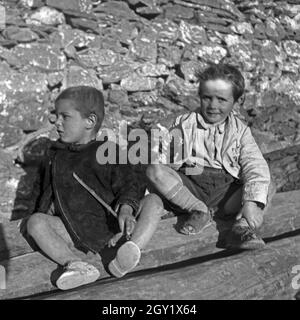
top-left (131, 193), bottom-right (164, 250)
top-left (146, 164), bottom-right (183, 194)
top-left (223, 180), bottom-right (277, 250)
top-left (146, 164), bottom-right (208, 213)
top-left (223, 188), bottom-right (243, 216)
top-left (223, 179), bottom-right (277, 220)
top-left (108, 193), bottom-right (164, 277)
top-left (26, 213), bottom-right (81, 266)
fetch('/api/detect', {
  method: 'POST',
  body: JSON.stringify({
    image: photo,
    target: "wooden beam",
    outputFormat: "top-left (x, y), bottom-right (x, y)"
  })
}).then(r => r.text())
top-left (265, 144), bottom-right (300, 191)
top-left (39, 234), bottom-right (300, 300)
top-left (0, 220), bottom-right (32, 261)
top-left (0, 190), bottom-right (299, 300)
top-left (0, 190), bottom-right (299, 261)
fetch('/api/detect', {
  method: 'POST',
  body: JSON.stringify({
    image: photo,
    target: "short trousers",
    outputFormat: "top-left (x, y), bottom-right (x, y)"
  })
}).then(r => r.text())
top-left (155, 166), bottom-right (242, 215)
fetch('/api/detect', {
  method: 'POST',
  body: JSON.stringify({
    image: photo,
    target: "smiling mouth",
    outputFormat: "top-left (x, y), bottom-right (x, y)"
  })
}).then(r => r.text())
top-left (206, 112), bottom-right (220, 115)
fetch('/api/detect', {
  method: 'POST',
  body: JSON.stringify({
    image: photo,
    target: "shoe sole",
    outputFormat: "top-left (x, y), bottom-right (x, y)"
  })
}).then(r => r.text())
top-left (108, 241), bottom-right (141, 278)
top-left (56, 269), bottom-right (100, 290)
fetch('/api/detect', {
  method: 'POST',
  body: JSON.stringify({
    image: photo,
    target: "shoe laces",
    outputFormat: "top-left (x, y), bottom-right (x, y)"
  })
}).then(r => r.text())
top-left (238, 226), bottom-right (257, 242)
top-left (235, 226), bottom-right (256, 241)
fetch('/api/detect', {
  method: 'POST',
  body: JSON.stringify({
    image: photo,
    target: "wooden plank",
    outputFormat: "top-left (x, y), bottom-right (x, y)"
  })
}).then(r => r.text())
top-left (0, 220), bottom-right (33, 261)
top-left (2, 218), bottom-right (221, 300)
top-left (40, 234), bottom-right (300, 300)
top-left (0, 190), bottom-right (299, 300)
top-left (265, 144), bottom-right (300, 191)
top-left (0, 251), bottom-right (105, 300)
top-left (1, 190), bottom-right (300, 261)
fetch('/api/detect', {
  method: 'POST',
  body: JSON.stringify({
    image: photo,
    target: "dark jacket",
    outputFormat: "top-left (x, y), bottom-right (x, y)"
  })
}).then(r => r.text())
top-left (36, 140), bottom-right (144, 253)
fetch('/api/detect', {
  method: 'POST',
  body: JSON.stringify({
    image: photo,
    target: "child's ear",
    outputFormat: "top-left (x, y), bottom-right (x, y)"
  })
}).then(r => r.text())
top-left (86, 113), bottom-right (97, 129)
top-left (237, 94), bottom-right (245, 106)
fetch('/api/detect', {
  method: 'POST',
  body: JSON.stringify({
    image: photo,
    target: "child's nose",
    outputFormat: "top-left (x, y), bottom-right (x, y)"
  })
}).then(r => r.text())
top-left (210, 98), bottom-right (219, 108)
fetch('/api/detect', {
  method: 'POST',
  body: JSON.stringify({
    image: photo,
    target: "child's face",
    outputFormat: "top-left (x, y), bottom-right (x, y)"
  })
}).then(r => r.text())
top-left (54, 99), bottom-right (90, 144)
top-left (200, 79), bottom-right (236, 124)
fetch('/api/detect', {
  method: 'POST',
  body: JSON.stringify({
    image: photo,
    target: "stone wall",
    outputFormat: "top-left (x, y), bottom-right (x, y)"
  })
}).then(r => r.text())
top-left (0, 0), bottom-right (299, 221)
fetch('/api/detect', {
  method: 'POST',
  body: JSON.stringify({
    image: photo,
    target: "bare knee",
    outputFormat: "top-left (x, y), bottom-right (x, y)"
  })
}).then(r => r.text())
top-left (26, 213), bottom-right (49, 238)
top-left (140, 193), bottom-right (164, 218)
top-left (146, 193), bottom-right (163, 208)
top-left (146, 164), bottom-right (166, 185)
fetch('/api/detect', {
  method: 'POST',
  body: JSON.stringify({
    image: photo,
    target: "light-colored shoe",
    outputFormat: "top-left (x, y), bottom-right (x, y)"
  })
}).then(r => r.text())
top-left (108, 241), bottom-right (141, 278)
top-left (56, 261), bottom-right (100, 290)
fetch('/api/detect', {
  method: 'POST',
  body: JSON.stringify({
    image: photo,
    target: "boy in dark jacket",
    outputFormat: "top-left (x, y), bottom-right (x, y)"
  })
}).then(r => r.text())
top-left (27, 86), bottom-right (163, 290)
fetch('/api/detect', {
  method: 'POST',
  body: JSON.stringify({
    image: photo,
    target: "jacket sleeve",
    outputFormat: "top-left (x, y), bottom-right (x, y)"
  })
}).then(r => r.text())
top-left (239, 126), bottom-right (271, 206)
top-left (110, 164), bottom-right (144, 216)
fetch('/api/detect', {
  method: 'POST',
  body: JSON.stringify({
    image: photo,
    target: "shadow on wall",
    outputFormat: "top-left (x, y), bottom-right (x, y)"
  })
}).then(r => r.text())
top-left (11, 137), bottom-right (52, 221)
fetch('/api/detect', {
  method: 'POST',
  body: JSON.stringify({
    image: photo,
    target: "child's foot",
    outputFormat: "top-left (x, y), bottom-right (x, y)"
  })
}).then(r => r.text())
top-left (56, 261), bottom-right (100, 290)
top-left (108, 241), bottom-right (141, 278)
top-left (226, 219), bottom-right (265, 250)
top-left (179, 210), bottom-right (212, 235)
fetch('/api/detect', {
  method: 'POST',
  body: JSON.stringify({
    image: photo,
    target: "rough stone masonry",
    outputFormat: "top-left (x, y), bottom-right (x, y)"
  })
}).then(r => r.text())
top-left (0, 0), bottom-right (299, 221)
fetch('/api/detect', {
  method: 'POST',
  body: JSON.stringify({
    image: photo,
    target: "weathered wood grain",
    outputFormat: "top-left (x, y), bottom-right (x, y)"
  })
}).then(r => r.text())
top-left (0, 190), bottom-right (299, 300)
top-left (265, 144), bottom-right (300, 192)
top-left (0, 220), bottom-right (32, 261)
top-left (0, 190), bottom-right (299, 261)
top-left (40, 234), bottom-right (300, 300)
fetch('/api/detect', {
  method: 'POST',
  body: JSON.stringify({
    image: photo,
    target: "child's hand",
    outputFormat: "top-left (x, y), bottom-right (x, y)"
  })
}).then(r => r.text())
top-left (107, 232), bottom-right (123, 247)
top-left (118, 204), bottom-right (136, 239)
top-left (236, 201), bottom-right (264, 230)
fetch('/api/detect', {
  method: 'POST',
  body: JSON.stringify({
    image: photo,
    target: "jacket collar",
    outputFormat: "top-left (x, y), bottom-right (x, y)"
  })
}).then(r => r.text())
top-left (51, 139), bottom-right (97, 152)
top-left (196, 112), bottom-right (226, 134)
